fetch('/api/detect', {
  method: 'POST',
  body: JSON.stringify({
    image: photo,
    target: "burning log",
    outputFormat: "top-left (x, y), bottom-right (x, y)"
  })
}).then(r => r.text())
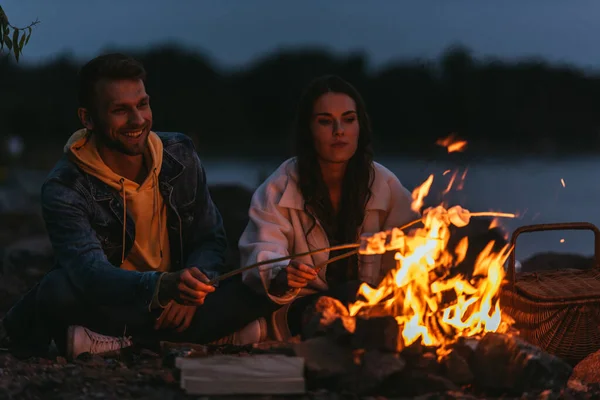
top-left (351, 316), bottom-right (400, 353)
top-left (443, 349), bottom-right (474, 386)
top-left (300, 295), bottom-right (356, 340)
top-left (470, 332), bottom-right (572, 395)
top-left (301, 296), bottom-right (401, 353)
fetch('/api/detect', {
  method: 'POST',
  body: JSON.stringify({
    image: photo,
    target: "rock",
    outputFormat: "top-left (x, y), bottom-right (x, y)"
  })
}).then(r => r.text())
top-left (571, 349), bottom-right (600, 384)
top-left (471, 332), bottom-right (572, 395)
top-left (0, 211), bottom-right (46, 248)
top-left (292, 336), bottom-right (356, 381)
top-left (350, 350), bottom-right (405, 394)
top-left (443, 350), bottom-right (473, 385)
top-left (448, 336), bottom-right (478, 364)
top-left (381, 371), bottom-right (460, 397)
top-left (0, 186), bottom-right (40, 215)
top-left (2, 235), bottom-right (54, 281)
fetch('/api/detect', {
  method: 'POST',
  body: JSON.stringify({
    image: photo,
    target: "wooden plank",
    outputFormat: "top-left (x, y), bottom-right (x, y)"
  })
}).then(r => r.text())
top-left (176, 354), bottom-right (306, 395)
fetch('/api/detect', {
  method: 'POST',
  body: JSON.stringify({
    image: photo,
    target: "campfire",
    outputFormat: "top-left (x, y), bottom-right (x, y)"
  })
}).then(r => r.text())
top-left (177, 162), bottom-right (588, 398)
top-left (351, 173), bottom-right (515, 356)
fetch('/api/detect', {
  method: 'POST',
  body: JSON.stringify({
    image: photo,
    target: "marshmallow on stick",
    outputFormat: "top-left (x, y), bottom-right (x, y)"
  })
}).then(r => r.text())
top-left (358, 205), bottom-right (472, 255)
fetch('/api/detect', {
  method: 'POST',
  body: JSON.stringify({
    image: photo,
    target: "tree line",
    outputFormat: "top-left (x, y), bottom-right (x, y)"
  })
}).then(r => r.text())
top-left (2, 44), bottom-right (600, 169)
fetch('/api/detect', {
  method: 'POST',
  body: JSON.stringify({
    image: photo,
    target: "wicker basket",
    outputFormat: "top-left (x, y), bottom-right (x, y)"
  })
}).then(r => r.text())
top-left (500, 222), bottom-right (600, 366)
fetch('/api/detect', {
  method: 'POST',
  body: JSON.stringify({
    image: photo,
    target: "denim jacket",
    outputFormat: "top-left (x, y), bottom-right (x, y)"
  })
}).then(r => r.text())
top-left (40, 132), bottom-right (228, 313)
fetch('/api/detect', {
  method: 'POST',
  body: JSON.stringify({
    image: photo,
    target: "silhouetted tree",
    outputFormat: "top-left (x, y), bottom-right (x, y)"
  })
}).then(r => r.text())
top-left (2, 44), bottom-right (600, 170)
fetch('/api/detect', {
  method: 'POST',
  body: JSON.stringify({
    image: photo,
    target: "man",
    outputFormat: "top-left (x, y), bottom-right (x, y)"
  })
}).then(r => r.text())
top-left (0, 53), bottom-right (276, 359)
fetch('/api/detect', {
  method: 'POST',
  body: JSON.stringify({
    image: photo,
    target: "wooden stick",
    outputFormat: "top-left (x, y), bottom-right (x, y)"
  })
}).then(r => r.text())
top-left (208, 210), bottom-right (515, 285)
top-left (209, 243), bottom-right (360, 284)
top-left (314, 249), bottom-right (359, 272)
top-left (209, 216), bottom-right (426, 284)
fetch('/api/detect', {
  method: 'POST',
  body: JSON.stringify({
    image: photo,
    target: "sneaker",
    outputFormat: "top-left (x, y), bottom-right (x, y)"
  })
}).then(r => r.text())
top-left (210, 318), bottom-right (268, 346)
top-left (66, 325), bottom-right (133, 360)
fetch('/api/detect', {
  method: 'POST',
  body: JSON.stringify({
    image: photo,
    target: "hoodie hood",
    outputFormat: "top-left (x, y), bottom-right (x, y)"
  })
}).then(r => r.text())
top-left (65, 128), bottom-right (163, 195)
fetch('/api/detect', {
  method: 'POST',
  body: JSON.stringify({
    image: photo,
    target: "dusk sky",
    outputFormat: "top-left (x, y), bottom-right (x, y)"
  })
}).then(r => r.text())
top-left (4, 1), bottom-right (600, 71)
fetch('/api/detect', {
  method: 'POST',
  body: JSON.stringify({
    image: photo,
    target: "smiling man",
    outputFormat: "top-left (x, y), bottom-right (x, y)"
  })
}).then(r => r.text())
top-left (1, 53), bottom-right (277, 359)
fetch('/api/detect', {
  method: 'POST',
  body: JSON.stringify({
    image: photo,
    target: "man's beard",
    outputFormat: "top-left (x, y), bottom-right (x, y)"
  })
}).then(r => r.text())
top-left (94, 124), bottom-right (150, 156)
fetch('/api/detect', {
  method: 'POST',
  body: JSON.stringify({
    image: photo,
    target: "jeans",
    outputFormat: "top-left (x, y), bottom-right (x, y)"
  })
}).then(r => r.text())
top-left (4, 268), bottom-right (281, 356)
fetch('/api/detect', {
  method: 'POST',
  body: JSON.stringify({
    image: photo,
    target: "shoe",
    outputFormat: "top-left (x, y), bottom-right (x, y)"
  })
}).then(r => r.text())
top-left (210, 318), bottom-right (268, 346)
top-left (66, 325), bottom-right (133, 360)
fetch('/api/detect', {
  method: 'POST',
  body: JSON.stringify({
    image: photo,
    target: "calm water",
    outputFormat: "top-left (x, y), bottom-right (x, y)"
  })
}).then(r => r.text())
top-left (202, 156), bottom-right (600, 263)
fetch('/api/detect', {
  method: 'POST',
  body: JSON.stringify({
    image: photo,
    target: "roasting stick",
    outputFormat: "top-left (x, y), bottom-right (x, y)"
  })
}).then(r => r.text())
top-left (209, 217), bottom-right (421, 284)
top-left (208, 244), bottom-right (360, 285)
top-left (313, 249), bottom-right (359, 272)
top-left (399, 211), bottom-right (516, 231)
top-left (207, 210), bottom-right (516, 285)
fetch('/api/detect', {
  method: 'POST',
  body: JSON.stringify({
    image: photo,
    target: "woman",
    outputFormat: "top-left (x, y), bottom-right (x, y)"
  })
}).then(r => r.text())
top-left (239, 75), bottom-right (419, 341)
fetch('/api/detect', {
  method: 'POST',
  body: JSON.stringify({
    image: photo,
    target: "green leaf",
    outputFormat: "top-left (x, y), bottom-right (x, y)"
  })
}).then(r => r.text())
top-left (18, 30), bottom-right (25, 51)
top-left (25, 27), bottom-right (31, 45)
top-left (12, 29), bottom-right (19, 60)
top-left (4, 34), bottom-right (12, 50)
top-left (0, 6), bottom-right (7, 26)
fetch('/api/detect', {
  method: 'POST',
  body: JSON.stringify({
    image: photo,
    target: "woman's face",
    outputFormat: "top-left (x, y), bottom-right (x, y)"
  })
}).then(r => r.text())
top-left (310, 92), bottom-right (359, 165)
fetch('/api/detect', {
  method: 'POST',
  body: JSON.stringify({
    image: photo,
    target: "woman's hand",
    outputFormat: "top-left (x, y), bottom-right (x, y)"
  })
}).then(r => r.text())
top-left (274, 260), bottom-right (318, 289)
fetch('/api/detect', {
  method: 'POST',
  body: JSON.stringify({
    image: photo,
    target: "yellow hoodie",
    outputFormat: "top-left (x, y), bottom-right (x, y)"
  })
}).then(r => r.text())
top-left (65, 129), bottom-right (171, 273)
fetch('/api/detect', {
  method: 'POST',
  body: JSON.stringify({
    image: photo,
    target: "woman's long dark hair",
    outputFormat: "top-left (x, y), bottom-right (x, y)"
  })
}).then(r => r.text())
top-left (293, 75), bottom-right (374, 245)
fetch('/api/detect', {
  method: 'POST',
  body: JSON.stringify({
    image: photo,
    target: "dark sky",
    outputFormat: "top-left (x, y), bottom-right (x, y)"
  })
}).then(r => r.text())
top-left (5, 0), bottom-right (600, 71)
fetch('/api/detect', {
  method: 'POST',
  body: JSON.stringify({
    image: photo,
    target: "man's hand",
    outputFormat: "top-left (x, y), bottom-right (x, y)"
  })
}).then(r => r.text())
top-left (158, 267), bottom-right (216, 306)
top-left (272, 260), bottom-right (318, 290)
top-left (154, 301), bottom-right (196, 332)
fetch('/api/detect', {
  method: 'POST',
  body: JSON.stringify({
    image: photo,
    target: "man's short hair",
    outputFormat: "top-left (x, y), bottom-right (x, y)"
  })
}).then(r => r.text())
top-left (78, 53), bottom-right (147, 110)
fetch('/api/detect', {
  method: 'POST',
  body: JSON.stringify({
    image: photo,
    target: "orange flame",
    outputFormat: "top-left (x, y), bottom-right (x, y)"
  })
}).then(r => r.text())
top-left (442, 171), bottom-right (458, 195)
top-left (436, 134), bottom-right (467, 153)
top-left (354, 175), bottom-right (515, 354)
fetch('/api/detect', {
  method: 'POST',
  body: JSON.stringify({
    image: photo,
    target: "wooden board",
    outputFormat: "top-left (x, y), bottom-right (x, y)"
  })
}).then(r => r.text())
top-left (176, 354), bottom-right (306, 395)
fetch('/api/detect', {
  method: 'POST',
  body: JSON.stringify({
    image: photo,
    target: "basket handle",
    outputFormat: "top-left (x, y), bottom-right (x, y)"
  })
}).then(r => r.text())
top-left (505, 222), bottom-right (600, 291)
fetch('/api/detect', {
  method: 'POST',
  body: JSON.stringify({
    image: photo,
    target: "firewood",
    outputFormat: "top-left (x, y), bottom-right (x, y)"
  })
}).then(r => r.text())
top-left (471, 332), bottom-right (572, 394)
top-left (175, 354), bottom-right (305, 395)
top-left (351, 316), bottom-right (400, 352)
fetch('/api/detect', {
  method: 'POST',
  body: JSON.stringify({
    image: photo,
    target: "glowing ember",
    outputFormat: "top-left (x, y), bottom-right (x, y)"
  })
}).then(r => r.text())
top-left (560, 178), bottom-right (566, 188)
top-left (353, 174), bottom-right (515, 354)
top-left (436, 133), bottom-right (467, 153)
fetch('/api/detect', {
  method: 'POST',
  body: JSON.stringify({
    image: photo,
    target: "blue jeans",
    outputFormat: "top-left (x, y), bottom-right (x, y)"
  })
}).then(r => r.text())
top-left (4, 268), bottom-right (280, 356)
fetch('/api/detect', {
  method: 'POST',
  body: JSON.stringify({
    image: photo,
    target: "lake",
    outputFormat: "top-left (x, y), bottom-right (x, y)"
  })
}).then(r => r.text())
top-left (202, 156), bottom-right (600, 263)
